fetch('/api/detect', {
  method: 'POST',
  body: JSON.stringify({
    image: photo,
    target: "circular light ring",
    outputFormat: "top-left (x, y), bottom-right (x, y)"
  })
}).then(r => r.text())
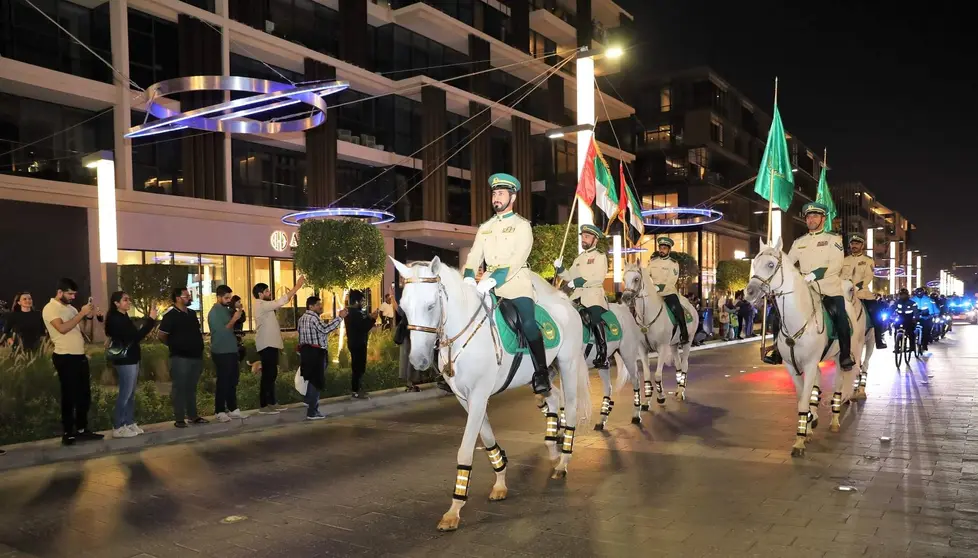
top-left (607, 247), bottom-right (647, 255)
top-left (873, 266), bottom-right (907, 278)
top-left (926, 280), bottom-right (940, 288)
top-left (126, 76), bottom-right (349, 138)
top-left (281, 207), bottom-right (395, 227)
top-left (641, 207), bottom-right (723, 228)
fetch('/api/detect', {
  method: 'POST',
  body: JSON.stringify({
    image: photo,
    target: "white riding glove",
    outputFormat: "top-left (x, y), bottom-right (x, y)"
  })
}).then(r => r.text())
top-left (463, 277), bottom-right (477, 289)
top-left (476, 277), bottom-right (497, 295)
top-left (553, 258), bottom-right (563, 270)
top-left (804, 273), bottom-right (817, 283)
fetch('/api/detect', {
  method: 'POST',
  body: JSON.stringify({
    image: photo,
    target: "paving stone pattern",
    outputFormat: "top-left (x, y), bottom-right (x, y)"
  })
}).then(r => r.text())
top-left (2, 326), bottom-right (978, 557)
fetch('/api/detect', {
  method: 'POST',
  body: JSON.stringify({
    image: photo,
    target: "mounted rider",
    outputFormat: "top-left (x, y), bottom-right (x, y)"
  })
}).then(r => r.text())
top-left (555, 224), bottom-right (610, 368)
top-left (462, 173), bottom-right (550, 396)
top-left (763, 202), bottom-right (855, 371)
top-left (647, 237), bottom-right (689, 345)
top-left (841, 233), bottom-right (887, 349)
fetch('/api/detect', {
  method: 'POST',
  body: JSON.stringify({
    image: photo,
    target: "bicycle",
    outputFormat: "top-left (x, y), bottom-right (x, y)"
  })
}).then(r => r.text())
top-left (892, 318), bottom-right (918, 368)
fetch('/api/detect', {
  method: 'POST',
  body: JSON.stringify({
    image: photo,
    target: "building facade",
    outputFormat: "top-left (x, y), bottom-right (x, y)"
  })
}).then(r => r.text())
top-left (0, 0), bottom-right (634, 331)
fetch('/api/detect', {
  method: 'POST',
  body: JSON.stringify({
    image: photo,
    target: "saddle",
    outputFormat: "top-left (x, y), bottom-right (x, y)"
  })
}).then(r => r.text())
top-left (492, 296), bottom-right (561, 355)
top-left (498, 299), bottom-right (527, 348)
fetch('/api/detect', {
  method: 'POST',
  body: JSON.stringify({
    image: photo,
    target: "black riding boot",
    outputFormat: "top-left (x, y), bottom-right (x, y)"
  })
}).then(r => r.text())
top-left (592, 323), bottom-right (609, 369)
top-left (874, 322), bottom-right (887, 350)
top-left (867, 301), bottom-right (887, 349)
top-left (527, 334), bottom-right (551, 395)
top-left (664, 295), bottom-right (689, 344)
top-left (762, 302), bottom-right (783, 365)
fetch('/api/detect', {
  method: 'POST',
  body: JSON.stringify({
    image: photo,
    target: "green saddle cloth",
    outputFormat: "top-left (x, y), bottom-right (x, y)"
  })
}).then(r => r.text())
top-left (491, 294), bottom-right (561, 355)
top-left (583, 311), bottom-right (623, 345)
top-left (666, 302), bottom-right (695, 327)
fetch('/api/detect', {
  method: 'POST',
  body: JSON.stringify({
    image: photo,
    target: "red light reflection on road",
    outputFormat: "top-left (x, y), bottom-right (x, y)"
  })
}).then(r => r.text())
top-left (734, 361), bottom-right (839, 393)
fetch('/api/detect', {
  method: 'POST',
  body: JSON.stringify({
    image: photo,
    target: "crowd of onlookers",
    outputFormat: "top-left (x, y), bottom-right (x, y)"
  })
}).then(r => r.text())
top-left (0, 276), bottom-right (394, 451)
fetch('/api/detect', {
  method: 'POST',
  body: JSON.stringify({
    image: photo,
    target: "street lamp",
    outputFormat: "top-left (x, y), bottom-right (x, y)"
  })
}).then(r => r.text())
top-left (544, 123), bottom-right (594, 139)
top-left (889, 241), bottom-right (896, 295)
top-left (83, 150), bottom-right (117, 263)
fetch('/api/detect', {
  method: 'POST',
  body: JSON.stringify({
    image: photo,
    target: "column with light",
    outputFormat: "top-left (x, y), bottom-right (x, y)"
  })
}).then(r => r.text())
top-left (865, 228), bottom-right (874, 259)
top-left (940, 270), bottom-right (947, 295)
top-left (907, 250), bottom-right (914, 292)
top-left (83, 151), bottom-right (117, 340)
top-left (889, 241), bottom-right (896, 295)
top-left (916, 255), bottom-right (922, 292)
top-left (576, 51), bottom-right (596, 253)
top-left (612, 235), bottom-right (623, 283)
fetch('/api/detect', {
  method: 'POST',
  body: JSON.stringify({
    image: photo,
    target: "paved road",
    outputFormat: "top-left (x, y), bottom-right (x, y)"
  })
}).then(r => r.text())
top-left (2, 326), bottom-right (978, 558)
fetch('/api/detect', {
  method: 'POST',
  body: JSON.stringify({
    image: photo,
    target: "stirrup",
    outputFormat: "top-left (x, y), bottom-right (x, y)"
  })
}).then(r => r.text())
top-left (531, 370), bottom-right (551, 395)
top-left (762, 350), bottom-right (782, 365)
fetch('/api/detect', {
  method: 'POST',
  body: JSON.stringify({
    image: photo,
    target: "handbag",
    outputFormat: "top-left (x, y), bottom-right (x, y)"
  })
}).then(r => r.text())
top-left (105, 340), bottom-right (131, 362)
top-left (294, 368), bottom-right (308, 395)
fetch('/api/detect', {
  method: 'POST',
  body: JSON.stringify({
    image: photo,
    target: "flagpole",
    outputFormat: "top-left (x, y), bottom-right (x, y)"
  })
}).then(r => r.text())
top-left (761, 77), bottom-right (778, 359)
top-left (555, 195), bottom-right (579, 286)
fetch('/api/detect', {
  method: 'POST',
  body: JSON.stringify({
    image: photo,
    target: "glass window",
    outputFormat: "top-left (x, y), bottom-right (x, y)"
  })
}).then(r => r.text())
top-left (131, 110), bottom-right (182, 195)
top-left (128, 9), bottom-right (178, 89)
top-left (447, 176), bottom-right (471, 226)
top-left (272, 259), bottom-right (297, 329)
top-left (197, 254), bottom-right (225, 333)
top-left (660, 87), bottom-right (671, 113)
top-left (117, 250), bottom-right (143, 265)
top-left (710, 118), bottom-right (723, 147)
top-left (231, 140), bottom-right (307, 210)
top-left (0, 0), bottom-right (112, 83)
top-left (226, 255), bottom-right (251, 329)
top-left (251, 257), bottom-right (272, 303)
top-left (644, 124), bottom-right (671, 144)
top-left (147, 251), bottom-right (173, 265)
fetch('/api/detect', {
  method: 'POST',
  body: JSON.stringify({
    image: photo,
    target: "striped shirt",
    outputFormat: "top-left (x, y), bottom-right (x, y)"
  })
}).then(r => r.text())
top-left (297, 310), bottom-right (342, 347)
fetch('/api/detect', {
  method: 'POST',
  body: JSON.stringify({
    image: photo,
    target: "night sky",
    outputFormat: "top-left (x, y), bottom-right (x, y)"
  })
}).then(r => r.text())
top-left (616, 0), bottom-right (976, 279)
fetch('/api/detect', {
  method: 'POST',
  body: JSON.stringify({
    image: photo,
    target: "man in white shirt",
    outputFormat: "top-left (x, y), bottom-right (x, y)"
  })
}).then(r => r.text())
top-left (378, 294), bottom-right (395, 330)
top-left (252, 277), bottom-right (305, 414)
top-left (42, 278), bottom-right (102, 446)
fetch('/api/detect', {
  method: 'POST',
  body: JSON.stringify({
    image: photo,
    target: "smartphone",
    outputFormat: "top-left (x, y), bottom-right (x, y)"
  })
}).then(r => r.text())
top-left (88, 296), bottom-right (93, 305)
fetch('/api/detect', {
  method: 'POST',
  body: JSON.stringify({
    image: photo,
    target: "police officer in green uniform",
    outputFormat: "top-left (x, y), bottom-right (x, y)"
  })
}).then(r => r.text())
top-left (555, 224), bottom-right (610, 368)
top-left (463, 173), bottom-right (550, 395)
top-left (647, 237), bottom-right (689, 345)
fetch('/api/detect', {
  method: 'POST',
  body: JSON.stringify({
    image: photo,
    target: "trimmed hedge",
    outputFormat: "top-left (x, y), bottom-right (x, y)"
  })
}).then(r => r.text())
top-left (0, 330), bottom-right (432, 445)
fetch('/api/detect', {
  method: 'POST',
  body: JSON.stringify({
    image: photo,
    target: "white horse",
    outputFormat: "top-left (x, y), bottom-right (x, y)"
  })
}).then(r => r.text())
top-left (744, 238), bottom-right (866, 457)
top-left (391, 256), bottom-right (590, 532)
top-left (849, 292), bottom-right (875, 401)
top-left (617, 263), bottom-right (699, 407)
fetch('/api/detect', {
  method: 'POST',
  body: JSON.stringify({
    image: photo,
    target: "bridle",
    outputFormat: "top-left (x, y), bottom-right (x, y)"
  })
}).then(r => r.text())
top-left (622, 268), bottom-right (664, 343)
top-left (401, 269), bottom-right (502, 376)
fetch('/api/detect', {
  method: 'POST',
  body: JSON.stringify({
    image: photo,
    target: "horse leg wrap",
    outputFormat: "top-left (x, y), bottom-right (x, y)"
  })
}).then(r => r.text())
top-left (453, 465), bottom-right (472, 501)
top-left (537, 401), bottom-right (548, 415)
top-left (633, 389), bottom-right (641, 407)
top-left (600, 396), bottom-right (612, 417)
top-left (561, 427), bottom-right (576, 454)
top-left (676, 371), bottom-right (687, 388)
top-left (644, 380), bottom-right (653, 397)
top-left (810, 386), bottom-right (822, 407)
top-left (485, 444), bottom-right (507, 472)
top-left (559, 407), bottom-right (566, 429)
top-left (831, 392), bottom-right (843, 413)
top-left (544, 413), bottom-right (560, 442)
top-left (859, 373), bottom-right (867, 388)
top-left (796, 412), bottom-right (809, 437)
top-left (655, 381), bottom-right (664, 395)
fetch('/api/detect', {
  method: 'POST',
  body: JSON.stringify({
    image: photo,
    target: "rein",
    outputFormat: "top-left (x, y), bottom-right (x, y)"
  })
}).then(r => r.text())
top-left (623, 271), bottom-right (665, 348)
top-left (402, 273), bottom-right (503, 377)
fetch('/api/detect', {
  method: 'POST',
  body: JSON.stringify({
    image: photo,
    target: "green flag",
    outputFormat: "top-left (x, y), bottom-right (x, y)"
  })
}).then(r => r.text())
top-left (753, 104), bottom-right (794, 211)
top-left (815, 165), bottom-right (837, 232)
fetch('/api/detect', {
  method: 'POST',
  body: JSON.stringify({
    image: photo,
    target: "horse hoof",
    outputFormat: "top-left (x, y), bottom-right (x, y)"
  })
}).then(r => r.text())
top-left (489, 486), bottom-right (508, 501)
top-left (437, 514), bottom-right (460, 531)
top-left (551, 469), bottom-right (567, 480)
top-left (640, 404), bottom-right (649, 411)
top-left (631, 416), bottom-right (642, 424)
top-left (657, 397), bottom-right (666, 405)
top-left (791, 447), bottom-right (806, 458)
top-left (811, 418), bottom-right (819, 430)
top-left (830, 423), bottom-right (841, 433)
top-left (594, 423), bottom-right (604, 431)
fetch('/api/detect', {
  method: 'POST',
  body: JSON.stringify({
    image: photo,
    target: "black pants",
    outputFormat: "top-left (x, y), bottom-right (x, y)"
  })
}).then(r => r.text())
top-left (299, 345), bottom-right (326, 391)
top-left (824, 295), bottom-right (852, 360)
top-left (212, 352), bottom-right (240, 414)
top-left (52, 354), bottom-right (91, 435)
top-left (349, 344), bottom-right (367, 393)
top-left (258, 347), bottom-right (280, 407)
top-left (920, 317), bottom-right (933, 349)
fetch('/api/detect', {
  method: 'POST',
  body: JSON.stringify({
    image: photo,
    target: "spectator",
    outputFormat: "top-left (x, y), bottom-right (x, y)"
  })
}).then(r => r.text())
top-left (229, 295), bottom-right (247, 364)
top-left (297, 297), bottom-right (347, 420)
top-left (394, 301), bottom-right (420, 392)
top-left (252, 277), bottom-right (305, 414)
top-left (208, 285), bottom-right (244, 423)
top-left (158, 287), bottom-right (208, 428)
top-left (104, 291), bottom-right (157, 438)
top-left (379, 294), bottom-right (395, 330)
top-left (42, 278), bottom-right (103, 446)
top-left (345, 290), bottom-right (379, 399)
top-left (4, 291), bottom-right (47, 353)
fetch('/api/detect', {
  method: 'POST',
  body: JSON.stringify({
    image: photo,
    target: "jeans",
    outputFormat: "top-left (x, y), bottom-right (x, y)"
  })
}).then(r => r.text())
top-left (349, 344), bottom-right (367, 393)
top-left (258, 347), bottom-right (280, 407)
top-left (212, 352), bottom-right (240, 414)
top-left (170, 356), bottom-right (203, 422)
top-left (113, 363), bottom-right (139, 429)
top-left (305, 383), bottom-right (321, 416)
top-left (52, 354), bottom-right (91, 435)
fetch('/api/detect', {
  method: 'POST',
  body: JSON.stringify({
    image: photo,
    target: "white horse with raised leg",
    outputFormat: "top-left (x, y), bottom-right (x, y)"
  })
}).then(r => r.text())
top-left (744, 238), bottom-right (866, 457)
top-left (618, 263), bottom-right (698, 411)
top-left (392, 257), bottom-right (590, 531)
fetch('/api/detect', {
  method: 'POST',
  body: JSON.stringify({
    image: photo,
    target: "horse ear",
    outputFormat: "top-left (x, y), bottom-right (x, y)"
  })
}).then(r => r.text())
top-left (430, 256), bottom-right (442, 273)
top-left (759, 238), bottom-right (767, 251)
top-left (773, 236), bottom-right (784, 252)
top-left (390, 257), bottom-right (413, 279)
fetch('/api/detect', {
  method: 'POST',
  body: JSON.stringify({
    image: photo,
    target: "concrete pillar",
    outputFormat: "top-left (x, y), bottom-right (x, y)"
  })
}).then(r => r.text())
top-left (109, 0), bottom-right (132, 192)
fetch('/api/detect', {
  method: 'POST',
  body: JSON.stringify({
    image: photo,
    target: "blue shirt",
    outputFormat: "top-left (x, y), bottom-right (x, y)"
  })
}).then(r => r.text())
top-left (911, 295), bottom-right (938, 318)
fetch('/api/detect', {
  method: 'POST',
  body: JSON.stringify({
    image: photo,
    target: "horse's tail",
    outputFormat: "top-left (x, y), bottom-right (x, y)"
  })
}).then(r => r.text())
top-left (574, 353), bottom-right (592, 427)
top-left (613, 351), bottom-right (630, 394)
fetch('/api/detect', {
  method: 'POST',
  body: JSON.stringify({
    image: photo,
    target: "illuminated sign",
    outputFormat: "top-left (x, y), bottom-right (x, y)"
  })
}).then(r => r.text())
top-left (270, 230), bottom-right (299, 252)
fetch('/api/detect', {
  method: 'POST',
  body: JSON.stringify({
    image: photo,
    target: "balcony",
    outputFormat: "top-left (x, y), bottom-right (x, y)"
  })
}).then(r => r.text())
top-left (529, 8), bottom-right (576, 46)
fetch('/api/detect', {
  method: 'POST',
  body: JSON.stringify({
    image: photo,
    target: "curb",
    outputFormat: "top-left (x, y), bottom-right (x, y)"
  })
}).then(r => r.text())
top-left (0, 384), bottom-right (450, 472)
top-left (646, 334), bottom-right (771, 358)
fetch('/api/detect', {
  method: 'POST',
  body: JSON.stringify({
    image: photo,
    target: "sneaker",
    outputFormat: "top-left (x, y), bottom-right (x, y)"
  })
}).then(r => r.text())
top-left (174, 421), bottom-right (188, 428)
top-left (62, 434), bottom-right (76, 446)
top-left (0, 449), bottom-right (6, 456)
top-left (216, 412), bottom-right (231, 423)
top-left (130, 424), bottom-right (145, 434)
top-left (190, 417), bottom-right (209, 425)
top-left (275, 405), bottom-right (290, 412)
top-left (351, 392), bottom-right (368, 400)
top-left (306, 413), bottom-right (326, 421)
top-left (258, 407), bottom-right (280, 415)
top-left (113, 427), bottom-right (137, 439)
top-left (228, 409), bottom-right (245, 419)
top-left (76, 430), bottom-right (104, 442)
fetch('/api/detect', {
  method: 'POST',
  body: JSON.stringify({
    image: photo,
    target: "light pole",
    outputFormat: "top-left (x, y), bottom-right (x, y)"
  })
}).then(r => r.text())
top-left (83, 150), bottom-right (117, 340)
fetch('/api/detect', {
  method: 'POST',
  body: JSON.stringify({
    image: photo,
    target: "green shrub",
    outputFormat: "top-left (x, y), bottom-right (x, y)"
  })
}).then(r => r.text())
top-left (0, 329), bottom-right (407, 446)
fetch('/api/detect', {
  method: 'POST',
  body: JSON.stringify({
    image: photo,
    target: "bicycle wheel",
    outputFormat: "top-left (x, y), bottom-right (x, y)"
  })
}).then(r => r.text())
top-left (894, 332), bottom-right (904, 368)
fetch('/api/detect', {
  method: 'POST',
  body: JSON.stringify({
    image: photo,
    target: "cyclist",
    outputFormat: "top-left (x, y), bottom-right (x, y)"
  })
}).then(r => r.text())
top-left (893, 288), bottom-right (918, 351)
top-left (911, 287), bottom-right (938, 352)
